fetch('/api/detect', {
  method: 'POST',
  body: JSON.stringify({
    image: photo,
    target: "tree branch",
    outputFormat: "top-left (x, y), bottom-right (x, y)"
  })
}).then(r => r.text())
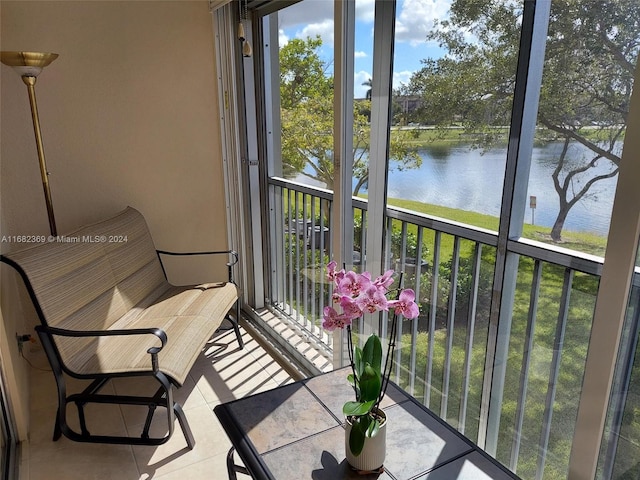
top-left (565, 168), bottom-right (620, 210)
top-left (539, 117), bottom-right (622, 166)
top-left (597, 29), bottom-right (636, 74)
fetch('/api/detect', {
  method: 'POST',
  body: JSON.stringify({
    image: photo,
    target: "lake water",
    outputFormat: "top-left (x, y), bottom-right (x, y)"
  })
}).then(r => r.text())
top-left (383, 142), bottom-right (618, 236)
top-left (295, 142), bottom-right (619, 237)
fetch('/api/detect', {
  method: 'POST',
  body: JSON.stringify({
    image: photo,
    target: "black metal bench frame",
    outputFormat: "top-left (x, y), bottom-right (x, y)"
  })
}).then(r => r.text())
top-left (0, 249), bottom-right (243, 449)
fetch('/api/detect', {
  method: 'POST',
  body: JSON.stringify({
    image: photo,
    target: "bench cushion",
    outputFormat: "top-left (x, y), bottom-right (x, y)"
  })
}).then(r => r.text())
top-left (5, 207), bottom-right (238, 386)
top-left (63, 282), bottom-right (238, 385)
top-left (8, 208), bottom-right (167, 330)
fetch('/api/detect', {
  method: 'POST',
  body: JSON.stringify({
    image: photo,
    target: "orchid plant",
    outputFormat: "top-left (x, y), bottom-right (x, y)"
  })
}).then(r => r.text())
top-left (322, 261), bottom-right (419, 456)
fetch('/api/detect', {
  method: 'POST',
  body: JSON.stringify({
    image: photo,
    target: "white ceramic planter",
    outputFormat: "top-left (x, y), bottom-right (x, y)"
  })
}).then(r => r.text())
top-left (344, 409), bottom-right (387, 471)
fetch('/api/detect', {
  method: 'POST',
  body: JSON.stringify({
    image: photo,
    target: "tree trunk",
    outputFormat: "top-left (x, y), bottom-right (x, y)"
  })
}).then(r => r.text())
top-left (353, 175), bottom-right (368, 197)
top-left (550, 207), bottom-right (569, 242)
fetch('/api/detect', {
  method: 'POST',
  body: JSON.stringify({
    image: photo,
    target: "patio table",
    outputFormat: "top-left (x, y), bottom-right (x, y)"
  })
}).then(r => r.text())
top-left (214, 368), bottom-right (520, 479)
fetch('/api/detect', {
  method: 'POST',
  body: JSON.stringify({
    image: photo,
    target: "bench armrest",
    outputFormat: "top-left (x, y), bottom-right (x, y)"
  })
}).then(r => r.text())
top-left (156, 249), bottom-right (238, 283)
top-left (35, 324), bottom-right (168, 372)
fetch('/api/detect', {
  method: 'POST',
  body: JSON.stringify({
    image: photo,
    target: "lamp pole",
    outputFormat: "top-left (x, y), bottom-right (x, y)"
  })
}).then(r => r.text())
top-left (1, 51), bottom-right (59, 236)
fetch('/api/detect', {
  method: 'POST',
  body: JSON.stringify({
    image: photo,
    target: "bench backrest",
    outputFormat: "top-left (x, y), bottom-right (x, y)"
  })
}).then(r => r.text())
top-left (4, 207), bottom-right (167, 334)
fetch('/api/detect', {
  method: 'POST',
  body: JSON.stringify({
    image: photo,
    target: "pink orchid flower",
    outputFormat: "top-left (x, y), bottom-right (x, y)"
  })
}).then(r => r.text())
top-left (324, 264), bottom-right (420, 333)
top-left (326, 261), bottom-right (345, 283)
top-left (373, 269), bottom-right (395, 290)
top-left (340, 296), bottom-right (364, 319)
top-left (356, 284), bottom-right (390, 314)
top-left (388, 289), bottom-right (420, 319)
top-left (337, 271), bottom-right (371, 297)
top-left (322, 306), bottom-right (352, 331)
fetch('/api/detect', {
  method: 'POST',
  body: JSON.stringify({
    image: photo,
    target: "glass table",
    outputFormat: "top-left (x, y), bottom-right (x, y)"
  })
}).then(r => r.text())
top-left (214, 368), bottom-right (520, 479)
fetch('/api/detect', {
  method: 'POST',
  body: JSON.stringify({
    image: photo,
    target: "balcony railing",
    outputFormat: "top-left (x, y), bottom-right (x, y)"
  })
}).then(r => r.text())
top-left (265, 176), bottom-right (636, 479)
top-left (268, 178), bottom-right (334, 353)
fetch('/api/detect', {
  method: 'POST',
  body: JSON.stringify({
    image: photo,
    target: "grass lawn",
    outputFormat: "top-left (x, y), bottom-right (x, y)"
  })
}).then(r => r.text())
top-left (385, 196), bottom-right (608, 257)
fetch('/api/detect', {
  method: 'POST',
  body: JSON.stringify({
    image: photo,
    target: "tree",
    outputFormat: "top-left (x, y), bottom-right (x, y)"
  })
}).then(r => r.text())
top-left (280, 37), bottom-right (421, 193)
top-left (363, 77), bottom-right (372, 100)
top-left (404, 0), bottom-right (639, 242)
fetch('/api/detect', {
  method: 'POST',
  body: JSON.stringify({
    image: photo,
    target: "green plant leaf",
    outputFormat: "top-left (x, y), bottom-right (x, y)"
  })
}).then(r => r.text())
top-left (349, 417), bottom-right (367, 457)
top-left (362, 335), bottom-right (383, 376)
top-left (366, 418), bottom-right (380, 438)
top-left (349, 415), bottom-right (374, 457)
top-left (347, 373), bottom-right (355, 386)
top-left (343, 400), bottom-right (376, 417)
top-left (359, 364), bottom-right (382, 402)
top-left (354, 346), bottom-right (364, 378)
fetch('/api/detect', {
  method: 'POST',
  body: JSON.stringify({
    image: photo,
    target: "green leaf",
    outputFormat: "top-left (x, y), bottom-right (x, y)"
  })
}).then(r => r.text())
top-left (354, 346), bottom-right (364, 378)
top-left (366, 418), bottom-right (380, 438)
top-left (362, 335), bottom-right (383, 375)
top-left (359, 364), bottom-right (382, 402)
top-left (349, 417), bottom-right (367, 457)
top-left (346, 373), bottom-right (355, 386)
top-left (343, 400), bottom-right (376, 417)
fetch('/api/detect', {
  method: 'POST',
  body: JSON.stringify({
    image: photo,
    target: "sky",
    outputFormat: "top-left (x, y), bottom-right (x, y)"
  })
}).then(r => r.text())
top-left (276, 0), bottom-right (452, 98)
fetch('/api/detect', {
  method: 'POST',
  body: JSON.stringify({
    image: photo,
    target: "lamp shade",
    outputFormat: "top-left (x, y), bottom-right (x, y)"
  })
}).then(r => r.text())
top-left (0, 51), bottom-right (58, 77)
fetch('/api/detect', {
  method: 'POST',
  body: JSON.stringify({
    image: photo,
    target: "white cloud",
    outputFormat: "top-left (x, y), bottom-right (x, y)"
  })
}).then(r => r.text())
top-left (277, 0), bottom-right (374, 26)
top-left (393, 70), bottom-right (413, 89)
top-left (395, 0), bottom-right (451, 46)
top-left (354, 51), bottom-right (368, 58)
top-left (275, 2), bottom-right (334, 48)
top-left (276, 0), bottom-right (450, 48)
top-left (279, 29), bottom-right (289, 47)
top-left (297, 19), bottom-right (335, 47)
top-left (277, 0), bottom-right (378, 48)
top-left (278, 1), bottom-right (333, 30)
top-left (355, 0), bottom-right (375, 23)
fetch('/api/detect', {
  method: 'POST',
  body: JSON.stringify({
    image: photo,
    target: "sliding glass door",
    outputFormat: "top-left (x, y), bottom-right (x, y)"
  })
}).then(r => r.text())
top-left (227, 0), bottom-right (640, 477)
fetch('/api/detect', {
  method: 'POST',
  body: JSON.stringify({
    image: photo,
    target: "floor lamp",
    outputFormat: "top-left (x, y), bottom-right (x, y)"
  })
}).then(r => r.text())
top-left (1, 51), bottom-right (59, 236)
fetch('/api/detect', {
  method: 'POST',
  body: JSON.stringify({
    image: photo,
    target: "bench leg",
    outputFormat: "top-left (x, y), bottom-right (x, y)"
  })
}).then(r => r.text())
top-left (141, 404), bottom-right (156, 439)
top-left (37, 327), bottom-right (195, 449)
top-left (76, 401), bottom-right (90, 436)
top-left (174, 403), bottom-right (195, 449)
top-left (230, 299), bottom-right (244, 349)
top-left (37, 328), bottom-right (68, 443)
top-left (53, 407), bottom-right (62, 441)
top-left (144, 378), bottom-right (196, 450)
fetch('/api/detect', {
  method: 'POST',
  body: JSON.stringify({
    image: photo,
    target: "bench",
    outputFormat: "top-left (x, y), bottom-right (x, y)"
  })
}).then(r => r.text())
top-left (0, 206), bottom-right (243, 449)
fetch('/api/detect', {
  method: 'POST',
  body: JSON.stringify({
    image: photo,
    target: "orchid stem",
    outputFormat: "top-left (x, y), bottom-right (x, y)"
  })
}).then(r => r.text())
top-left (375, 274), bottom-right (404, 411)
top-left (346, 325), bottom-right (358, 400)
top-left (375, 312), bottom-right (400, 411)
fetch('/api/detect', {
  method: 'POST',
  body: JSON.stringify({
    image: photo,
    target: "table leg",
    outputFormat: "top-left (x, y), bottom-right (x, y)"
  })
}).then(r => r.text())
top-left (226, 447), bottom-right (251, 479)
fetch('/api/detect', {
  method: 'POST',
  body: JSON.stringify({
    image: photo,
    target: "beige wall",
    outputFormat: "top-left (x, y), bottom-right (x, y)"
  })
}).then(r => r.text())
top-left (0, 0), bottom-right (229, 439)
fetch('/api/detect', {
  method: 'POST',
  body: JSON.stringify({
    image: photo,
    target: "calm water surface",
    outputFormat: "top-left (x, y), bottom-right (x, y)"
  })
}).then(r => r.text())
top-left (295, 142), bottom-right (618, 237)
top-left (384, 142), bottom-right (617, 236)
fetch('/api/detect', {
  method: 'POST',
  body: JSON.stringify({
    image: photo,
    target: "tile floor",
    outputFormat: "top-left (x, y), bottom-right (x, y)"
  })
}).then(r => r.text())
top-left (19, 323), bottom-right (296, 480)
